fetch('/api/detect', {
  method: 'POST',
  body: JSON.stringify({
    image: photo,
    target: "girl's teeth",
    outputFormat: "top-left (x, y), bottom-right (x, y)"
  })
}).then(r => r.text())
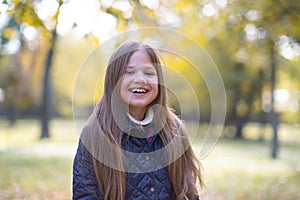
top-left (133, 89), bottom-right (146, 93)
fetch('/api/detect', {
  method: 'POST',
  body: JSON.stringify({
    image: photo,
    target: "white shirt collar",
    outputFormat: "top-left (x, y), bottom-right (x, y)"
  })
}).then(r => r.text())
top-left (126, 108), bottom-right (154, 126)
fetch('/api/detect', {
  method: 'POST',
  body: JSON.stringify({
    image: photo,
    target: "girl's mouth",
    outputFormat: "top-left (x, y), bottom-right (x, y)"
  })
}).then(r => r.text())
top-left (130, 88), bottom-right (149, 94)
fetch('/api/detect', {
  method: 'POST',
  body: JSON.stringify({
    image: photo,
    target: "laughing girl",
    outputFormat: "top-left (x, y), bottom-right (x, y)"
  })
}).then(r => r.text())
top-left (73, 41), bottom-right (204, 200)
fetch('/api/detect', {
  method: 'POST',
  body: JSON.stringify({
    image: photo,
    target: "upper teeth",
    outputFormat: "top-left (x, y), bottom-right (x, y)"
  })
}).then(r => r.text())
top-left (133, 88), bottom-right (146, 93)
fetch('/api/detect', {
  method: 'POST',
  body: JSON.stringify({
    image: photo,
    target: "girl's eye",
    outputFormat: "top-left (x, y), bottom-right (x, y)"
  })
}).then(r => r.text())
top-left (125, 70), bottom-right (133, 75)
top-left (145, 71), bottom-right (156, 76)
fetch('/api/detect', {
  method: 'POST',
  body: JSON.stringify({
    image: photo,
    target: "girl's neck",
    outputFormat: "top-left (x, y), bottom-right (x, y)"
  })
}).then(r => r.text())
top-left (129, 107), bottom-right (147, 121)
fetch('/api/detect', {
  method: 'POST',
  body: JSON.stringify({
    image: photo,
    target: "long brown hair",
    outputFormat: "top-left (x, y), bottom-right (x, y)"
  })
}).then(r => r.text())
top-left (81, 41), bottom-right (204, 199)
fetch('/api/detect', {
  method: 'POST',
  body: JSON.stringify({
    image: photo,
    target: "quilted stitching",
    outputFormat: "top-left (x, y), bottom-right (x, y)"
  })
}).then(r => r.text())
top-left (73, 141), bottom-right (103, 200)
top-left (123, 127), bottom-right (174, 199)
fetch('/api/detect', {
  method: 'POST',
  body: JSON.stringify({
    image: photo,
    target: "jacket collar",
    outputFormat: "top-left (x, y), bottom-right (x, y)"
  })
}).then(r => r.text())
top-left (122, 117), bottom-right (159, 142)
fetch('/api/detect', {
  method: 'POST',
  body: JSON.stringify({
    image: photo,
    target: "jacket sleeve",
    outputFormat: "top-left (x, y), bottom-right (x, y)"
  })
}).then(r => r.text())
top-left (72, 140), bottom-right (103, 200)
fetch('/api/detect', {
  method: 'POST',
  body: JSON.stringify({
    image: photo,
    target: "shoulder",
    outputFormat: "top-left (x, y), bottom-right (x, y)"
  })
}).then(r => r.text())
top-left (73, 140), bottom-right (103, 199)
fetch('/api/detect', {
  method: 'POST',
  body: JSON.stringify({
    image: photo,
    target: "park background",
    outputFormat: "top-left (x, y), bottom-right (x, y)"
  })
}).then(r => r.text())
top-left (0, 0), bottom-right (300, 199)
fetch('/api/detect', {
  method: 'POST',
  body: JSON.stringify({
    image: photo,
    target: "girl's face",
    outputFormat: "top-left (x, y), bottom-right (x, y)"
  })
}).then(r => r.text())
top-left (120, 50), bottom-right (158, 117)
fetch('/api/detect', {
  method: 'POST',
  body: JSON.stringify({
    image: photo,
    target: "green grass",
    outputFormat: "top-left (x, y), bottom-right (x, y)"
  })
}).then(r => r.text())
top-left (199, 139), bottom-right (300, 200)
top-left (0, 154), bottom-right (72, 199)
top-left (0, 119), bottom-right (78, 200)
top-left (0, 119), bottom-right (300, 200)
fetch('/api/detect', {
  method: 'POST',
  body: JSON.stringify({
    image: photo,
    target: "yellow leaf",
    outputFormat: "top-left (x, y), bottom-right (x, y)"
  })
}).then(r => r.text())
top-left (3, 28), bottom-right (18, 39)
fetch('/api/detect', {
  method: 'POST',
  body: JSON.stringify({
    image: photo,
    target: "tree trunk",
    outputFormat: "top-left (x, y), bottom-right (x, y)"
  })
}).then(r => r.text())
top-left (7, 100), bottom-right (17, 125)
top-left (40, 30), bottom-right (58, 139)
top-left (269, 43), bottom-right (279, 158)
top-left (39, 0), bottom-right (63, 139)
top-left (231, 63), bottom-right (245, 139)
top-left (235, 116), bottom-right (246, 139)
top-left (270, 111), bottom-right (279, 158)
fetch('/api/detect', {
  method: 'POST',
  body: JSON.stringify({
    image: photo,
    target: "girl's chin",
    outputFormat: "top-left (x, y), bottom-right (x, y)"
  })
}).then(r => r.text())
top-left (128, 102), bottom-right (149, 109)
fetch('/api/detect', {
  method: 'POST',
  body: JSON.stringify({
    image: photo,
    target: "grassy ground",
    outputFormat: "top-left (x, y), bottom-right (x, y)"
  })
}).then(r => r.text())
top-left (0, 119), bottom-right (77, 200)
top-left (199, 139), bottom-right (300, 200)
top-left (0, 119), bottom-right (300, 200)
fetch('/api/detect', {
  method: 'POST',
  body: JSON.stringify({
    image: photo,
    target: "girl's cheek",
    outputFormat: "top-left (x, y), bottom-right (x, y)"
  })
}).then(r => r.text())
top-left (150, 77), bottom-right (158, 84)
top-left (150, 81), bottom-right (158, 87)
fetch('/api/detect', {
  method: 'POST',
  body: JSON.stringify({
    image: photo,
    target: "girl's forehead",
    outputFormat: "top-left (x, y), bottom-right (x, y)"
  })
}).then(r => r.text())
top-left (127, 50), bottom-right (153, 67)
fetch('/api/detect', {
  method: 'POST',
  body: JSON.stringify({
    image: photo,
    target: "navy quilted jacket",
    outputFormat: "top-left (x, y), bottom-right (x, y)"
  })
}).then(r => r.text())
top-left (73, 123), bottom-right (176, 200)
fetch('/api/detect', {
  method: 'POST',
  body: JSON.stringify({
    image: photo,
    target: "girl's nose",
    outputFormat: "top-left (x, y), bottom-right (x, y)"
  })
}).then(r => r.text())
top-left (133, 72), bottom-right (147, 84)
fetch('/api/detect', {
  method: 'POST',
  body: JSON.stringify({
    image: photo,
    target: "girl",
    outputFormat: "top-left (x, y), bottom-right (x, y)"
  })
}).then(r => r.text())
top-left (73, 41), bottom-right (204, 200)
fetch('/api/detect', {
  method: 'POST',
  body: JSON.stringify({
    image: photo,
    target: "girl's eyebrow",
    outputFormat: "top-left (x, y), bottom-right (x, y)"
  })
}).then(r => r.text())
top-left (126, 64), bottom-right (155, 69)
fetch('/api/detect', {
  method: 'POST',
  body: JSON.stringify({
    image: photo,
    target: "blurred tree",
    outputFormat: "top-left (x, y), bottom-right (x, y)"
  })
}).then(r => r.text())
top-left (1, 0), bottom-right (299, 149)
top-left (1, 0), bottom-right (63, 138)
top-left (195, 0), bottom-right (300, 158)
top-left (40, 0), bottom-right (63, 139)
top-left (52, 34), bottom-right (94, 117)
top-left (0, 0), bottom-right (44, 124)
top-left (0, 19), bottom-right (20, 124)
top-left (93, 0), bottom-right (300, 138)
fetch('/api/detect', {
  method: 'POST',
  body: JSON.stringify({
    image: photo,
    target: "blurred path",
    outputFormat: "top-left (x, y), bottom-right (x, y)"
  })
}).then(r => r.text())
top-left (2, 142), bottom-right (77, 158)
